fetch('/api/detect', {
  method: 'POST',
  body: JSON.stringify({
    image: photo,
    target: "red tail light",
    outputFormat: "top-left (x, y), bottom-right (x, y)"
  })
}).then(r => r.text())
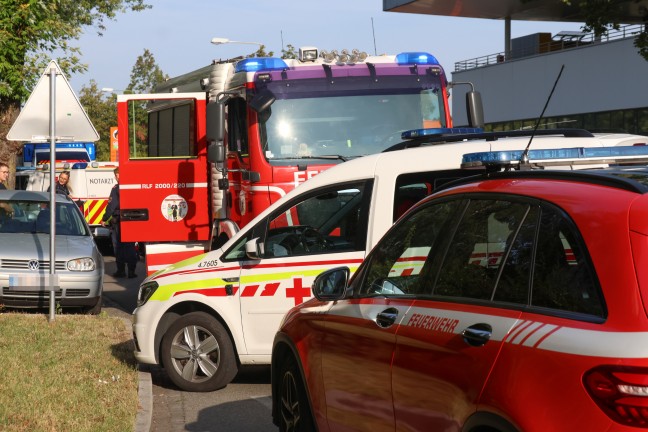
top-left (584, 366), bottom-right (648, 427)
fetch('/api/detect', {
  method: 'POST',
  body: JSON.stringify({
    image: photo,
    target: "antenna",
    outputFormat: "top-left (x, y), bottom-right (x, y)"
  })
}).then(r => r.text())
top-left (520, 64), bottom-right (565, 164)
top-left (371, 17), bottom-right (377, 55)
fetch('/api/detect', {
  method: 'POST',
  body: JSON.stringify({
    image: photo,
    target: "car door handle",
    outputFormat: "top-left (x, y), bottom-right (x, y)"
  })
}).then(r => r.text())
top-left (462, 323), bottom-right (493, 347)
top-left (376, 307), bottom-right (399, 328)
top-left (121, 209), bottom-right (149, 221)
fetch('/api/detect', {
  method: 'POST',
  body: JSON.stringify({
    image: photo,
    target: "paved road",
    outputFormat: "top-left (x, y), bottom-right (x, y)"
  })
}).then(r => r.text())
top-left (102, 256), bottom-right (276, 432)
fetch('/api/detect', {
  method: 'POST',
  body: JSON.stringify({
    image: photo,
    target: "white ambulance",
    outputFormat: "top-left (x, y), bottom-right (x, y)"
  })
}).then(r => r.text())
top-left (131, 129), bottom-right (648, 392)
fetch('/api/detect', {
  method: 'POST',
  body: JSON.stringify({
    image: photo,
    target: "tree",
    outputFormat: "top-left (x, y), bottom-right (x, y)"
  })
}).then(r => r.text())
top-left (126, 48), bottom-right (168, 93)
top-left (78, 80), bottom-right (117, 161)
top-left (281, 44), bottom-right (298, 59)
top-left (246, 45), bottom-right (274, 58)
top-left (78, 49), bottom-right (167, 160)
top-left (0, 0), bottom-right (150, 167)
top-left (123, 49), bottom-right (167, 156)
top-left (558, 0), bottom-right (648, 60)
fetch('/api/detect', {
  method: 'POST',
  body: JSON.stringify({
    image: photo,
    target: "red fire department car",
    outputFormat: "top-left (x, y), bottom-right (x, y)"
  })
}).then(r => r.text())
top-left (271, 151), bottom-right (648, 431)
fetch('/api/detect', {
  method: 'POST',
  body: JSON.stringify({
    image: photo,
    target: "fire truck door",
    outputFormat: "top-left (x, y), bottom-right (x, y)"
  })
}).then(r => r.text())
top-left (117, 95), bottom-right (211, 243)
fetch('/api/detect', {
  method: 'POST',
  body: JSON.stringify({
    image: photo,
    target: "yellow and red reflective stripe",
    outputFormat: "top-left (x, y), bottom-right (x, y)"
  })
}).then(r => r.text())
top-left (84, 199), bottom-right (108, 225)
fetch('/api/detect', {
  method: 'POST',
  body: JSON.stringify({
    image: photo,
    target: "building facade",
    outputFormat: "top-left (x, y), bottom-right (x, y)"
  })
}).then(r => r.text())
top-left (450, 25), bottom-right (648, 135)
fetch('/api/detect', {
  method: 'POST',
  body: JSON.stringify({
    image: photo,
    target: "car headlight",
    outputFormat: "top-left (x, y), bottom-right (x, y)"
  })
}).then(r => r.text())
top-left (137, 281), bottom-right (159, 307)
top-left (67, 257), bottom-right (96, 271)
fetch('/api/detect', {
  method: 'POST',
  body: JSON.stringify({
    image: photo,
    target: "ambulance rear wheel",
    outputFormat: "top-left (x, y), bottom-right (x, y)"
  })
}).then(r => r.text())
top-left (160, 312), bottom-right (238, 392)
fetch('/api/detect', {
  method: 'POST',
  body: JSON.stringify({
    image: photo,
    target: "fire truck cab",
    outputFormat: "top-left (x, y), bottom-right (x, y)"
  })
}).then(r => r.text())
top-left (115, 48), bottom-right (484, 275)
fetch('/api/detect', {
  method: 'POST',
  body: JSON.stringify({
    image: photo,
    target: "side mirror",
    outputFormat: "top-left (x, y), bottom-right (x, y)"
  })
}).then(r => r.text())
top-left (466, 90), bottom-right (484, 129)
top-left (245, 237), bottom-right (264, 260)
top-left (208, 141), bottom-right (225, 164)
top-left (249, 89), bottom-right (276, 113)
top-left (312, 267), bottom-right (350, 301)
top-left (206, 101), bottom-right (225, 142)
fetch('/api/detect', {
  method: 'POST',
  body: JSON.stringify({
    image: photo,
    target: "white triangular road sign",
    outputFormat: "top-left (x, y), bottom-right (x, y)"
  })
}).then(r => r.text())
top-left (7, 60), bottom-right (100, 142)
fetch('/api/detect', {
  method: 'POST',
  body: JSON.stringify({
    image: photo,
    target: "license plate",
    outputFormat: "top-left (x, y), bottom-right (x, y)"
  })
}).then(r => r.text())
top-left (8, 274), bottom-right (59, 291)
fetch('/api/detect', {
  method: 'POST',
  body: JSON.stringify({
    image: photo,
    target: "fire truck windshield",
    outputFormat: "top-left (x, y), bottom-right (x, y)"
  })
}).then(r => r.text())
top-left (258, 74), bottom-right (446, 161)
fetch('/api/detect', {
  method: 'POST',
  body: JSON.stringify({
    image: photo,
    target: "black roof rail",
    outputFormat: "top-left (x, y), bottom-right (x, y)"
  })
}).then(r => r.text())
top-left (383, 128), bottom-right (595, 153)
top-left (435, 168), bottom-right (648, 195)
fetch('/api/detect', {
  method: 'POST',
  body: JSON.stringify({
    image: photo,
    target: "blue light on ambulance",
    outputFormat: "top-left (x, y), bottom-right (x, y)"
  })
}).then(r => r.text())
top-left (462, 145), bottom-right (648, 165)
top-left (401, 127), bottom-right (484, 139)
top-left (396, 52), bottom-right (440, 66)
top-left (235, 58), bottom-right (289, 73)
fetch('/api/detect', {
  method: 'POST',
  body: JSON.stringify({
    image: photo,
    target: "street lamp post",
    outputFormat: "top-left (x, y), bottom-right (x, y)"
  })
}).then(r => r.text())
top-left (210, 37), bottom-right (263, 56)
top-left (102, 87), bottom-right (137, 157)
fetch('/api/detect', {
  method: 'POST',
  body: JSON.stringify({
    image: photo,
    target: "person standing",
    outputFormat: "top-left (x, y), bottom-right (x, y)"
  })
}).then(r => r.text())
top-left (47, 170), bottom-right (71, 196)
top-left (0, 163), bottom-right (13, 217)
top-left (0, 162), bottom-right (9, 190)
top-left (101, 167), bottom-right (138, 278)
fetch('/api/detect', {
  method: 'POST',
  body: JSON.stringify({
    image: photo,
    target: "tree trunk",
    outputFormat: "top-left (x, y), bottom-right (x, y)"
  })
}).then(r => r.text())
top-left (0, 101), bottom-right (24, 189)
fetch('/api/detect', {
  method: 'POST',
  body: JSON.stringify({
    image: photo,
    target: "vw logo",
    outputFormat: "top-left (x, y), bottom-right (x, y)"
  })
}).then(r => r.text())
top-left (28, 260), bottom-right (40, 271)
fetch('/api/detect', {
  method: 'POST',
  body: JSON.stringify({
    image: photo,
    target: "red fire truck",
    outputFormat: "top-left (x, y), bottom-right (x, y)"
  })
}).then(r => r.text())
top-left (115, 48), bottom-right (482, 275)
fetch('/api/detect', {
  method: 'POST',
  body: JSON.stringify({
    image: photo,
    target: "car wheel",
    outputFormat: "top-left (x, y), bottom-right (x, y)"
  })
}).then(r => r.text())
top-left (279, 356), bottom-right (315, 432)
top-left (160, 312), bottom-right (238, 392)
top-left (84, 297), bottom-right (102, 315)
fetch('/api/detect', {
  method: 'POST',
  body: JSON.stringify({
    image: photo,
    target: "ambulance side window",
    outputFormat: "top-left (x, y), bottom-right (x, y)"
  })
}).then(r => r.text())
top-left (263, 181), bottom-right (371, 258)
top-left (222, 233), bottom-right (252, 261)
top-left (393, 170), bottom-right (470, 221)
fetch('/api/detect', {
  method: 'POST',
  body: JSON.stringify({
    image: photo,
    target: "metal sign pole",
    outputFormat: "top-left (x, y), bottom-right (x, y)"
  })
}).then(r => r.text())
top-left (48, 67), bottom-right (57, 322)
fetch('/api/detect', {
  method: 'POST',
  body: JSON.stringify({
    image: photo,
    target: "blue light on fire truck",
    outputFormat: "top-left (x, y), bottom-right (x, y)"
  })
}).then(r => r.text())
top-left (396, 52), bottom-right (440, 66)
top-left (235, 58), bottom-right (289, 73)
top-left (401, 127), bottom-right (484, 139)
top-left (461, 145), bottom-right (648, 168)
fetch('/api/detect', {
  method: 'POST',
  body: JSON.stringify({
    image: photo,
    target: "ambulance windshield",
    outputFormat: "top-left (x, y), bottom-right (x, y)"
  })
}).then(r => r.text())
top-left (257, 74), bottom-right (446, 161)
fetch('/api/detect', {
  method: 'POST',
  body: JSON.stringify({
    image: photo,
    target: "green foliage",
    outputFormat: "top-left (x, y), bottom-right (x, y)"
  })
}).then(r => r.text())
top-left (78, 80), bottom-right (117, 160)
top-left (246, 45), bottom-right (274, 58)
top-left (0, 0), bottom-right (151, 105)
top-left (635, 31), bottom-right (648, 60)
top-left (78, 49), bottom-right (166, 160)
top-left (282, 44), bottom-right (298, 59)
top-left (126, 48), bottom-right (168, 93)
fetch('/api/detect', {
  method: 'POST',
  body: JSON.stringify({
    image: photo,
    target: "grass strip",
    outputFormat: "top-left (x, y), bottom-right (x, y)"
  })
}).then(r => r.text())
top-left (0, 312), bottom-right (139, 431)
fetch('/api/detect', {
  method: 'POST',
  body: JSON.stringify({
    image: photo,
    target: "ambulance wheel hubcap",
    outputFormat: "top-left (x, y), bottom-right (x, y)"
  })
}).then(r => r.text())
top-left (169, 324), bottom-right (221, 383)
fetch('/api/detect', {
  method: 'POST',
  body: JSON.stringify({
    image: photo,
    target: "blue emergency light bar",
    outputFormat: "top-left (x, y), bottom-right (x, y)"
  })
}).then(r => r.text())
top-left (235, 58), bottom-right (289, 73)
top-left (461, 145), bottom-right (648, 169)
top-left (396, 52), bottom-right (440, 66)
top-left (401, 127), bottom-right (484, 139)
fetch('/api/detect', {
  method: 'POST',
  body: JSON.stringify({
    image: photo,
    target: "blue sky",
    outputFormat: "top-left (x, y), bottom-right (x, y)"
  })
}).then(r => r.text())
top-left (69, 0), bottom-right (585, 94)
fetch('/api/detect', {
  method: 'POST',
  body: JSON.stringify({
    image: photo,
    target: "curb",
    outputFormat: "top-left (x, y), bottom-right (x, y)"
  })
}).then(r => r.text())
top-left (102, 296), bottom-right (152, 432)
top-left (135, 364), bottom-right (153, 432)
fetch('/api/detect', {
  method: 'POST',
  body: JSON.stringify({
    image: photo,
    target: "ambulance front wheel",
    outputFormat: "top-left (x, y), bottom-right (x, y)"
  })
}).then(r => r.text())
top-left (160, 312), bottom-right (238, 392)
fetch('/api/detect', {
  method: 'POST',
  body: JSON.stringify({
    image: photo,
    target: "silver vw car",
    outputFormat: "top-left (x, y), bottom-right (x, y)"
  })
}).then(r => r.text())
top-left (0, 190), bottom-right (104, 314)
